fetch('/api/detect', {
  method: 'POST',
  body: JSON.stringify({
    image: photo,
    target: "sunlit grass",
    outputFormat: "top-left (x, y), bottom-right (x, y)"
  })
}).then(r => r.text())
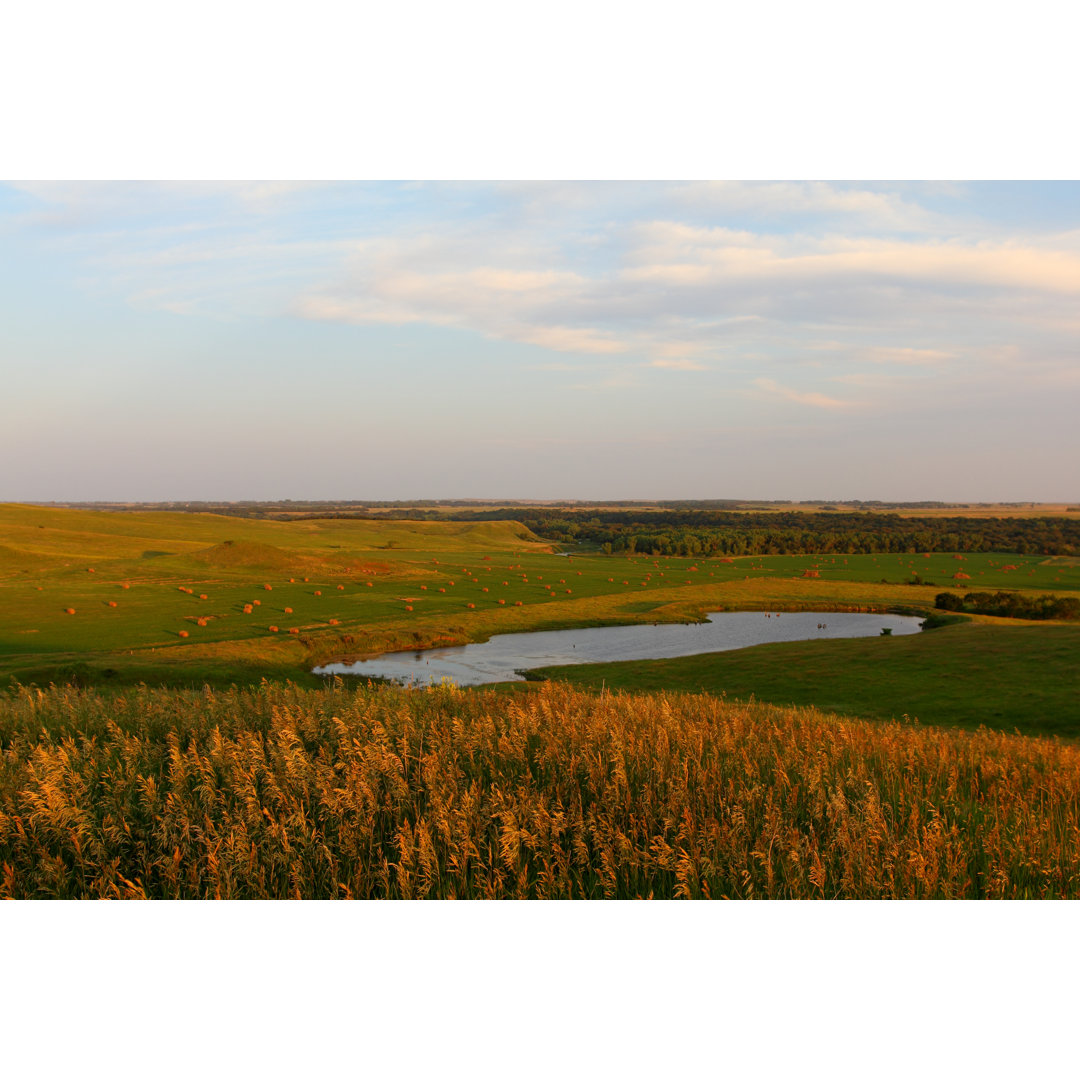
top-left (2, 680), bottom-right (1078, 899)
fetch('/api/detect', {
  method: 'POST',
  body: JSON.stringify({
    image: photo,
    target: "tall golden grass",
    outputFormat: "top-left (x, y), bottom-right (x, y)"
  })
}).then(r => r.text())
top-left (1, 681), bottom-right (1078, 899)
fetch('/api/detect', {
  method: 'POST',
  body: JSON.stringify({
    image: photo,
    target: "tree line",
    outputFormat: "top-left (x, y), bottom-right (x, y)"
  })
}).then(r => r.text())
top-left (935, 591), bottom-right (1080, 620)
top-left (447, 509), bottom-right (1080, 557)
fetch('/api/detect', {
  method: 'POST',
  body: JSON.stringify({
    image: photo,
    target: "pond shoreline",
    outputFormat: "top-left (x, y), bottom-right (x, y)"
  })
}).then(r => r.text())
top-left (313, 608), bottom-right (928, 687)
top-left (307, 600), bottom-right (928, 671)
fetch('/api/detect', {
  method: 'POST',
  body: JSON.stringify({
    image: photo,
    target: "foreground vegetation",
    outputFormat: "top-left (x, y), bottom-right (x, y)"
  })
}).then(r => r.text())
top-left (2, 681), bottom-right (1078, 899)
top-left (534, 623), bottom-right (1080, 739)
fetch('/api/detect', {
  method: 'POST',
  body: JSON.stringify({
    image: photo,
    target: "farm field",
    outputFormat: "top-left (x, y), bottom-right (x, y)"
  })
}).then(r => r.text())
top-left (2, 502), bottom-right (1078, 699)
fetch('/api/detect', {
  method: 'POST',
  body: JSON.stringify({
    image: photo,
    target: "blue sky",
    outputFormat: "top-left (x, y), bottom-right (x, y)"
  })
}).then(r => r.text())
top-left (1, 180), bottom-right (1077, 501)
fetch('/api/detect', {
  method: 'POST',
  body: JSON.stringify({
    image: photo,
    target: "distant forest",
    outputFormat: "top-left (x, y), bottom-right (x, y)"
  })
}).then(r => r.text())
top-left (936, 591), bottom-right (1080, 621)
top-left (450, 509), bottom-right (1080, 557)
top-left (40, 501), bottom-right (1080, 556)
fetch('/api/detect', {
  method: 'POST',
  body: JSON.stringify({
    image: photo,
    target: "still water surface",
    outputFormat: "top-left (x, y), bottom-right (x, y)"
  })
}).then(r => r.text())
top-left (313, 610), bottom-right (924, 687)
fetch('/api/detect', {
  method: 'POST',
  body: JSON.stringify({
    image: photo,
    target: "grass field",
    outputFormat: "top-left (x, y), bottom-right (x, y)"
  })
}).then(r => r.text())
top-left (2, 679), bottom-right (1078, 899)
top-left (534, 622), bottom-right (1080, 739)
top-left (5, 503), bottom-right (1077, 692)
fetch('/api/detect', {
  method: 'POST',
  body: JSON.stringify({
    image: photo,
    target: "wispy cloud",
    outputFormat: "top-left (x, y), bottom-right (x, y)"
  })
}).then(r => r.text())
top-left (753, 377), bottom-right (857, 410)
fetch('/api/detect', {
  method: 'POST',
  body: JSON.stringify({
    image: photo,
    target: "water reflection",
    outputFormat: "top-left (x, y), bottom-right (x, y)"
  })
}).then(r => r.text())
top-left (314, 610), bottom-right (924, 687)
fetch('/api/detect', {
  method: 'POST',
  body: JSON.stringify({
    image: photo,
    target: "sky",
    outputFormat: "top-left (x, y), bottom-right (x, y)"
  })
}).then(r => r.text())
top-left (1, 180), bottom-right (1077, 503)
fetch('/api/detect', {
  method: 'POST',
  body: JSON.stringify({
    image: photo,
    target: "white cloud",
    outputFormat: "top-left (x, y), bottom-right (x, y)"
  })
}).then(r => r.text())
top-left (859, 347), bottom-right (954, 366)
top-left (753, 377), bottom-right (857, 410)
top-left (649, 357), bottom-right (707, 371)
top-left (674, 181), bottom-right (945, 232)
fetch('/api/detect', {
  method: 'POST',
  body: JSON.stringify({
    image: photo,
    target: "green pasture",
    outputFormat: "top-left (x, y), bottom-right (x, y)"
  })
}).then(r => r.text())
top-left (2, 503), bottom-right (1078, 697)
top-left (535, 622), bottom-right (1080, 739)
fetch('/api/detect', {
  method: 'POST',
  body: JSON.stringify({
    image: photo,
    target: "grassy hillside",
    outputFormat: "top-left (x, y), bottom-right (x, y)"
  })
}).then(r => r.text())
top-left (2, 505), bottom-right (1077, 736)
top-left (2, 680), bottom-right (1078, 899)
top-left (534, 622), bottom-right (1080, 739)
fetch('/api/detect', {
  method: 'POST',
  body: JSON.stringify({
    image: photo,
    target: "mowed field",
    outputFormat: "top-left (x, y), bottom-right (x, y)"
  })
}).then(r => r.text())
top-left (2, 502), bottom-right (1078, 735)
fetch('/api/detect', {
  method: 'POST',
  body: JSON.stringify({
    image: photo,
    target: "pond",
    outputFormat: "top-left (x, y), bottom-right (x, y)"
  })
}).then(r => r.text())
top-left (313, 610), bottom-right (925, 687)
